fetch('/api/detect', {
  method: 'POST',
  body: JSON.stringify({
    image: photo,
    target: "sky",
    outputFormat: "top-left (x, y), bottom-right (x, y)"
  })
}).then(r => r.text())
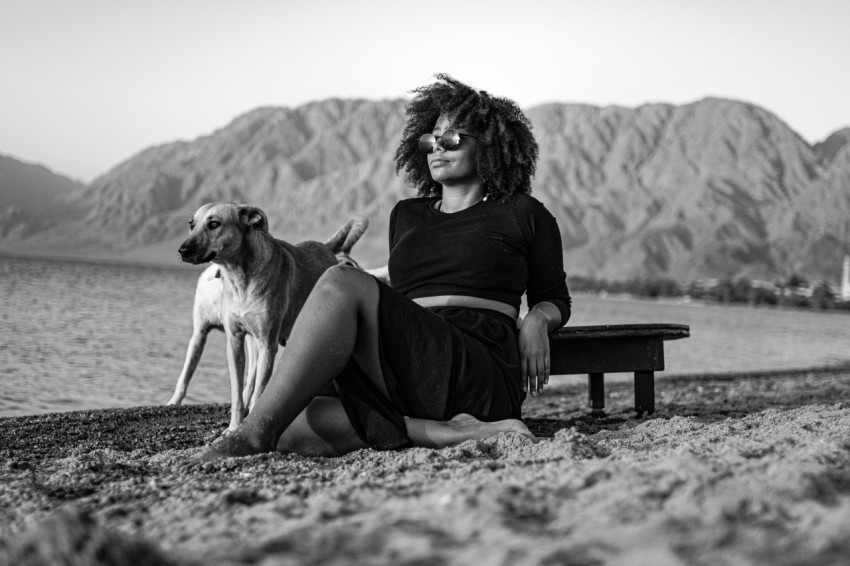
top-left (1, 0), bottom-right (849, 183)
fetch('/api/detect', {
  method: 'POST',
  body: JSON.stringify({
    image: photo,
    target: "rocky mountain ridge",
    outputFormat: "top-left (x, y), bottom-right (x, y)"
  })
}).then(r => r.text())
top-left (0, 154), bottom-right (86, 239)
top-left (1, 97), bottom-right (848, 281)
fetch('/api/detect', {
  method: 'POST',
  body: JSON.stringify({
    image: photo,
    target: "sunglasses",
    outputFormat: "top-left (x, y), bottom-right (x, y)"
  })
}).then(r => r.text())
top-left (418, 130), bottom-right (479, 153)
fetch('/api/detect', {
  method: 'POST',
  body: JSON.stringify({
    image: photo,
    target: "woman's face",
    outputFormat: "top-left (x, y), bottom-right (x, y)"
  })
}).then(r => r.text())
top-left (427, 115), bottom-right (479, 187)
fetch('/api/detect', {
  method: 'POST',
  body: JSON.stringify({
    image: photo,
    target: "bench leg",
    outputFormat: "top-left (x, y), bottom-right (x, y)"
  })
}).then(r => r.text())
top-left (634, 371), bottom-right (655, 415)
top-left (588, 372), bottom-right (605, 416)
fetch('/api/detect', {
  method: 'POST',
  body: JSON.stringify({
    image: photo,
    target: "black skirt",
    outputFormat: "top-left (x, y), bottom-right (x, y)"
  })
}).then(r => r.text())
top-left (334, 281), bottom-right (524, 449)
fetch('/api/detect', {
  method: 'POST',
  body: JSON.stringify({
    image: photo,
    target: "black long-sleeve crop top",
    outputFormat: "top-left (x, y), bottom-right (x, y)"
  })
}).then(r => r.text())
top-left (387, 192), bottom-right (571, 325)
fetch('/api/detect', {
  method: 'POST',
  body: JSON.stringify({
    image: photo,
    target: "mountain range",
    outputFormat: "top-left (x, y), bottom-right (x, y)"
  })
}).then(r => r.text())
top-left (1, 97), bottom-right (849, 282)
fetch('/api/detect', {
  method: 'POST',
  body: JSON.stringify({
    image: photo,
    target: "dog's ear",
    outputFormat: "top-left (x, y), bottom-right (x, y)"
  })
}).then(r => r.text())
top-left (237, 206), bottom-right (269, 233)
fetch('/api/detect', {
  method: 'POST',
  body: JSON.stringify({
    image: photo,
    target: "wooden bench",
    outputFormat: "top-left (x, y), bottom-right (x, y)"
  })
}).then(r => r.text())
top-left (549, 324), bottom-right (690, 415)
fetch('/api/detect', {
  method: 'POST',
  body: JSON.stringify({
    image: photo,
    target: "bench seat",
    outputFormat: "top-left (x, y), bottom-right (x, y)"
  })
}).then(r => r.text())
top-left (549, 323), bottom-right (690, 415)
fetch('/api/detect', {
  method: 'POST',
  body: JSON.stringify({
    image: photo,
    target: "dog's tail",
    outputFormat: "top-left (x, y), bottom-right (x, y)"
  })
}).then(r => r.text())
top-left (324, 218), bottom-right (369, 255)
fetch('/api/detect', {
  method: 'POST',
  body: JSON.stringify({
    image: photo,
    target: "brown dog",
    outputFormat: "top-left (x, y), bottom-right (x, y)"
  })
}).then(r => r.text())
top-left (177, 202), bottom-right (368, 430)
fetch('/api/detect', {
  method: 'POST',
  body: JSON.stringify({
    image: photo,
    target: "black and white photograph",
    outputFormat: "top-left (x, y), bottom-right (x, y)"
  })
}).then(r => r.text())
top-left (1, 1), bottom-right (849, 564)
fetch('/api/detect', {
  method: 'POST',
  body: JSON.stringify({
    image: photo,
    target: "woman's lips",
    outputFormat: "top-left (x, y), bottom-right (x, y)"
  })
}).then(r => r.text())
top-left (430, 159), bottom-right (448, 167)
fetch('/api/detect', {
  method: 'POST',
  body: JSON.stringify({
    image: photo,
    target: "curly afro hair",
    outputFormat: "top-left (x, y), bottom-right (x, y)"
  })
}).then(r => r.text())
top-left (394, 74), bottom-right (539, 201)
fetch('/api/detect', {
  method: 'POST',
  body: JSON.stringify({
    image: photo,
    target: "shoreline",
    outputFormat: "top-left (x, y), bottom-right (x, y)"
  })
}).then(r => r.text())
top-left (5, 362), bottom-right (850, 421)
top-left (3, 367), bottom-right (850, 564)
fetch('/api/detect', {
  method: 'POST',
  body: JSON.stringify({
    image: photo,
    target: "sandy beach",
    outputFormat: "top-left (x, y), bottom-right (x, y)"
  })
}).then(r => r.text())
top-left (2, 367), bottom-right (850, 566)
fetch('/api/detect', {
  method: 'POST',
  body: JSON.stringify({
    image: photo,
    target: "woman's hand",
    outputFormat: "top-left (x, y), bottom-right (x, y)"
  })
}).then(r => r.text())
top-left (518, 309), bottom-right (551, 397)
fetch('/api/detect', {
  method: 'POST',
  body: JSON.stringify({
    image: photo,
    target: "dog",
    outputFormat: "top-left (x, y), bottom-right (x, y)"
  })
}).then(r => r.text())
top-left (166, 265), bottom-right (263, 409)
top-left (168, 218), bottom-right (369, 410)
top-left (176, 202), bottom-right (368, 430)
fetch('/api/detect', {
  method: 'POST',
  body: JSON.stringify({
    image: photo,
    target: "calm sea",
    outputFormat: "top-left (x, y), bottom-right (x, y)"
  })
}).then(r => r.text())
top-left (2, 255), bottom-right (849, 418)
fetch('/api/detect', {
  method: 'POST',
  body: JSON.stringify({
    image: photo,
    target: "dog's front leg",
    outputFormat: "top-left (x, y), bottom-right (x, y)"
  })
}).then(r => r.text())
top-left (224, 329), bottom-right (247, 431)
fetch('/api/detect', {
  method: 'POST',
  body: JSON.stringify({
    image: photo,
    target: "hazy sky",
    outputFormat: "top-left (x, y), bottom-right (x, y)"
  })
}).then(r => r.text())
top-left (2, 0), bottom-right (848, 182)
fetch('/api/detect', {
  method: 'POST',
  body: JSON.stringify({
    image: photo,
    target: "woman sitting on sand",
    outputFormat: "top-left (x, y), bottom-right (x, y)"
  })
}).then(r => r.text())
top-left (194, 74), bottom-right (571, 460)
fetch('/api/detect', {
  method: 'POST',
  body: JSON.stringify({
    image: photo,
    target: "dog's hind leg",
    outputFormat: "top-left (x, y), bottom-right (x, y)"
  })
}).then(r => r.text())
top-left (168, 326), bottom-right (212, 406)
top-left (168, 265), bottom-right (223, 406)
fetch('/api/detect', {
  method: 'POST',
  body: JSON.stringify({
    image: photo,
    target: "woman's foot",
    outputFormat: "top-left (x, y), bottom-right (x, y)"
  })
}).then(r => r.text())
top-left (405, 413), bottom-right (537, 448)
top-left (188, 428), bottom-right (275, 464)
top-left (448, 413), bottom-right (537, 444)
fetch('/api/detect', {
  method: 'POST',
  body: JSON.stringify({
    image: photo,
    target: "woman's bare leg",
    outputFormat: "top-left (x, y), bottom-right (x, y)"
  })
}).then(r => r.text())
top-left (192, 265), bottom-right (385, 461)
top-left (275, 401), bottom-right (537, 458)
top-left (405, 414), bottom-right (536, 448)
top-left (277, 403), bottom-right (536, 457)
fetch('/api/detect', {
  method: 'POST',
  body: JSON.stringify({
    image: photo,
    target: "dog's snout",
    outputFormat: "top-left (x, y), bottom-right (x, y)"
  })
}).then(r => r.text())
top-left (178, 237), bottom-right (213, 264)
top-left (178, 239), bottom-right (193, 258)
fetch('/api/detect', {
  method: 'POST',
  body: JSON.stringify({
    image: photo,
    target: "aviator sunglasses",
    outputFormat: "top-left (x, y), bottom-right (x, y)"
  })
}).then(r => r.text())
top-left (418, 130), bottom-right (479, 153)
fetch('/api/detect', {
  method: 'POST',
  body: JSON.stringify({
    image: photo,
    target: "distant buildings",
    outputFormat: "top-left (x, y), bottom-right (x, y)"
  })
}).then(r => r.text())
top-left (687, 255), bottom-right (850, 307)
top-left (573, 254), bottom-right (850, 309)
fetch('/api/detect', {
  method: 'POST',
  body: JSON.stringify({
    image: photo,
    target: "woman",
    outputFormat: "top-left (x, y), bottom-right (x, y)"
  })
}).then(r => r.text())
top-left (193, 74), bottom-right (570, 460)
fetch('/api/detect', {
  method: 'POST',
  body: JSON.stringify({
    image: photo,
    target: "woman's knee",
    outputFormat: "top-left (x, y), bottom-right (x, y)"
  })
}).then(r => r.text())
top-left (314, 264), bottom-right (375, 301)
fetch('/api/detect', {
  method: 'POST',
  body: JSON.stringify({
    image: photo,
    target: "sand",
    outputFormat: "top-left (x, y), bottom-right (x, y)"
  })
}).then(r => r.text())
top-left (2, 367), bottom-right (850, 566)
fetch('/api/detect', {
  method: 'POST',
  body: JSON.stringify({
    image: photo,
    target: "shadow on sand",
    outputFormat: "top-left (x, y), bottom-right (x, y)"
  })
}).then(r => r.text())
top-left (524, 363), bottom-right (850, 438)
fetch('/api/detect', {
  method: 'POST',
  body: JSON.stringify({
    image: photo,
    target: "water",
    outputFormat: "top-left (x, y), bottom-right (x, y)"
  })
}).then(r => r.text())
top-left (2, 256), bottom-right (848, 417)
top-left (568, 295), bottom-right (849, 377)
top-left (1, 256), bottom-right (230, 417)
